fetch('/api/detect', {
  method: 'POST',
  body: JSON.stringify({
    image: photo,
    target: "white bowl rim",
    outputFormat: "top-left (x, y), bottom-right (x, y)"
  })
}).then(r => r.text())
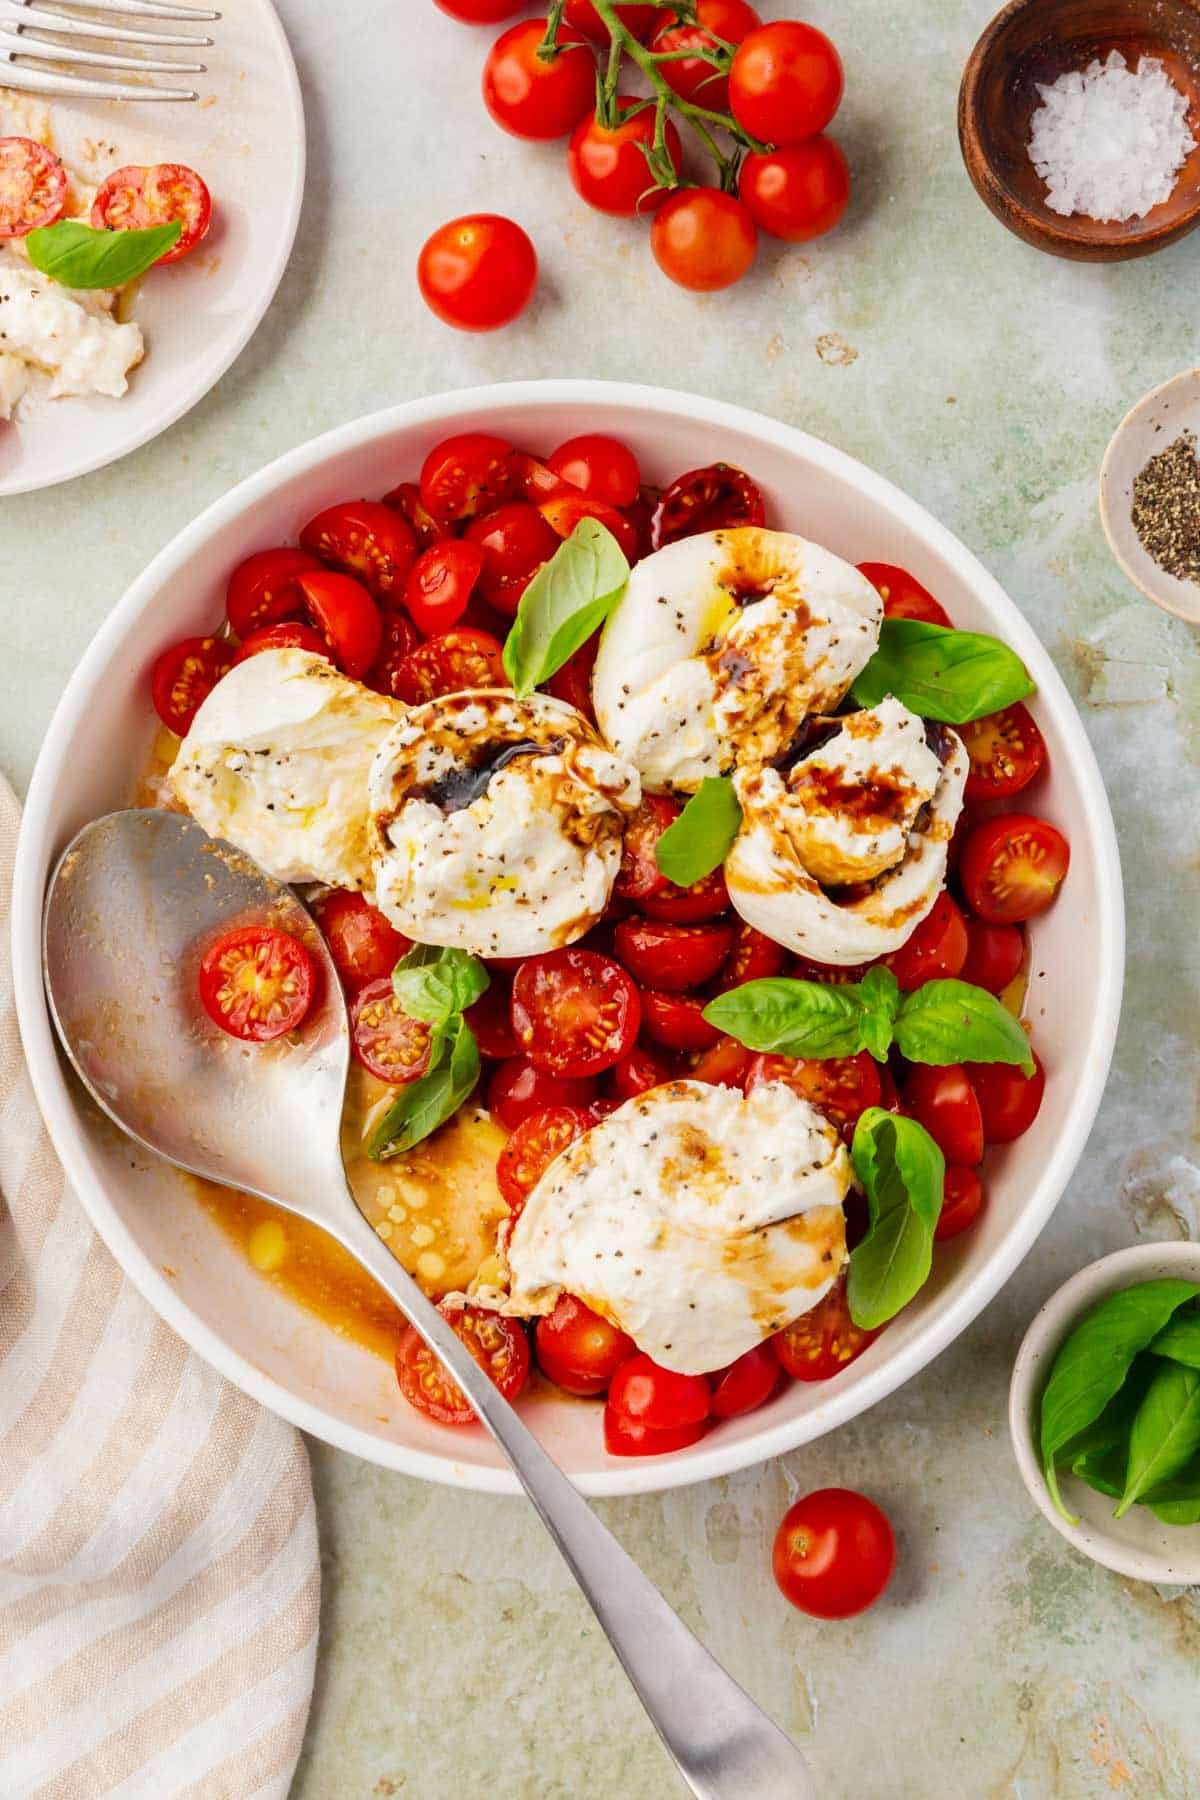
top-left (1008, 1241), bottom-right (1200, 1582)
top-left (1098, 365), bottom-right (1200, 626)
top-left (12, 377), bottom-right (1126, 1496)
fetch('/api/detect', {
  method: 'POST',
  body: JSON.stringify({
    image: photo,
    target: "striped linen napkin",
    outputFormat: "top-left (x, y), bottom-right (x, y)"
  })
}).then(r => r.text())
top-left (0, 777), bottom-right (320, 1799)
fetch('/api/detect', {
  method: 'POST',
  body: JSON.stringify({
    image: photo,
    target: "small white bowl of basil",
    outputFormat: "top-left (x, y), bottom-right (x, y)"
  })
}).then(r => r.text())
top-left (1010, 1242), bottom-right (1200, 1584)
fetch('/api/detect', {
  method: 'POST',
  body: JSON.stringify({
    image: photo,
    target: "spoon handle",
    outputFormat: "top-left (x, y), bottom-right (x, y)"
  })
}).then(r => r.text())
top-left (342, 1212), bottom-right (816, 1800)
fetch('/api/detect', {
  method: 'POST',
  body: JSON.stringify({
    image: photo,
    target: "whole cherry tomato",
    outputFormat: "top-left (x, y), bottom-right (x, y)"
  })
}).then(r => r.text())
top-left (608, 1352), bottom-right (711, 1430)
top-left (739, 138), bottom-right (850, 243)
top-left (959, 917), bottom-right (1024, 995)
top-left (604, 1409), bottom-right (707, 1456)
top-left (773, 1487), bottom-right (895, 1619)
top-left (966, 1052), bottom-right (1045, 1143)
top-left (902, 1062), bottom-right (984, 1165)
top-left (709, 1341), bottom-right (779, 1418)
top-left (314, 890), bottom-right (409, 994)
top-left (934, 1165), bottom-right (985, 1241)
top-left (482, 20), bottom-right (595, 140)
top-left (608, 1040), bottom-right (679, 1099)
top-left (535, 1293), bottom-right (637, 1396)
top-left (651, 187), bottom-right (757, 292)
top-left (729, 21), bottom-right (844, 144)
top-left (547, 434), bottom-right (641, 508)
top-left (567, 102), bottom-right (682, 216)
top-left (960, 814), bottom-right (1069, 925)
top-left (650, 0), bottom-right (761, 110)
top-left (418, 215), bottom-right (538, 332)
top-left (856, 561), bottom-right (952, 626)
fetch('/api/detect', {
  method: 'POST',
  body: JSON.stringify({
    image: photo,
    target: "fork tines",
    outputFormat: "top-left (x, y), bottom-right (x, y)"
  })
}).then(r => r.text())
top-left (0, 0), bottom-right (221, 102)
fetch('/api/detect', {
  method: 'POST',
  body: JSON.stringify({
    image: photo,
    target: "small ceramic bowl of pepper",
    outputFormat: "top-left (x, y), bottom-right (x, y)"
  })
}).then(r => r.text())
top-left (1100, 368), bottom-right (1200, 624)
top-left (959, 0), bottom-right (1200, 261)
top-left (1010, 1240), bottom-right (1200, 1583)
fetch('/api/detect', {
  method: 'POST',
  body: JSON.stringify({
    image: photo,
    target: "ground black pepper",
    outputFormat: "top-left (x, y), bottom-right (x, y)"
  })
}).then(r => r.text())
top-left (1130, 428), bottom-right (1200, 584)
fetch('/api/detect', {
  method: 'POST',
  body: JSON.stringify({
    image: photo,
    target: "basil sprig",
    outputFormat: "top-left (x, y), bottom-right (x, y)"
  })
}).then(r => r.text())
top-left (846, 1109), bottom-right (944, 1330)
top-left (367, 946), bottom-right (488, 1161)
top-left (25, 219), bottom-right (182, 290)
top-left (703, 968), bottom-right (1033, 1073)
top-left (851, 618), bottom-right (1035, 723)
top-left (654, 777), bottom-right (742, 886)
top-left (502, 518), bottom-right (629, 698)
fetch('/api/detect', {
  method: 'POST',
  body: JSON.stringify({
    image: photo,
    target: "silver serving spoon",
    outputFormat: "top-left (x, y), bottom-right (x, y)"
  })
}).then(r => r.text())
top-left (43, 808), bottom-right (816, 1800)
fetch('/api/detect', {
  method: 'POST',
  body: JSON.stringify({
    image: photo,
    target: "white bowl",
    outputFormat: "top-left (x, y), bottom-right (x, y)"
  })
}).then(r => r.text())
top-left (1009, 1242), bottom-right (1200, 1583)
top-left (12, 380), bottom-right (1125, 1496)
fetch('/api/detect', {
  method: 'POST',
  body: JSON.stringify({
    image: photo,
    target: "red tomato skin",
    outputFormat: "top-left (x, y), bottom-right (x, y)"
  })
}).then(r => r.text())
top-left (567, 104), bottom-right (683, 216)
top-left (482, 21), bottom-right (596, 141)
top-left (350, 979), bottom-right (434, 1084)
top-left (511, 948), bottom-right (642, 1077)
top-left (710, 1342), bottom-right (779, 1418)
top-left (381, 481), bottom-right (442, 548)
top-left (739, 138), bottom-right (850, 242)
top-left (714, 922), bottom-right (788, 992)
top-left (651, 187), bottom-right (757, 292)
top-left (608, 1041), bottom-right (679, 1100)
top-left (402, 540), bottom-right (482, 635)
top-left (299, 500), bottom-right (417, 603)
top-left (391, 626), bottom-right (508, 703)
top-left (395, 1303), bottom-right (530, 1425)
top-left (564, 0), bottom-right (662, 40)
top-left (535, 1293), bottom-right (637, 1397)
top-left (640, 989), bottom-right (722, 1053)
top-left (496, 1104), bottom-right (594, 1208)
top-left (960, 813), bottom-right (1070, 925)
top-left (314, 890), bottom-right (409, 994)
top-left (960, 918), bottom-right (1024, 994)
top-left (546, 630), bottom-right (599, 720)
top-left (537, 494), bottom-right (640, 563)
top-left (639, 864), bottom-right (730, 925)
top-left (729, 21), bottom-right (844, 145)
top-left (651, 0), bottom-right (761, 109)
top-left (0, 137), bottom-right (67, 237)
top-left (966, 1053), bottom-right (1045, 1144)
top-left (364, 612), bottom-right (423, 699)
top-left (604, 1409), bottom-right (708, 1456)
top-left (547, 434), bottom-right (641, 509)
top-left (773, 1277), bottom-right (880, 1382)
top-left (608, 1353), bottom-right (711, 1429)
top-left (884, 893), bottom-right (969, 992)
top-left (689, 1034), bottom-right (752, 1089)
top-left (746, 1050), bottom-right (882, 1131)
top-left (773, 1488), bottom-right (895, 1619)
top-left (653, 463), bottom-right (766, 545)
top-left (91, 161), bottom-right (211, 262)
top-left (465, 500), bottom-right (559, 614)
top-left (961, 702), bottom-right (1047, 803)
top-left (856, 562), bottom-right (952, 627)
top-left (198, 925), bottom-right (316, 1043)
top-left (488, 1057), bottom-right (598, 1131)
top-left (151, 635), bottom-right (232, 735)
top-left (225, 547), bottom-right (324, 637)
top-left (465, 979), bottom-right (521, 1060)
top-left (902, 1062), bottom-right (984, 1165)
top-left (418, 215), bottom-right (538, 332)
top-left (233, 622), bottom-right (329, 664)
top-left (435, 0), bottom-right (524, 19)
top-left (419, 432), bottom-right (517, 523)
top-left (934, 1165), bottom-right (985, 1241)
top-left (295, 570), bottom-right (382, 680)
top-left (613, 916), bottom-right (735, 991)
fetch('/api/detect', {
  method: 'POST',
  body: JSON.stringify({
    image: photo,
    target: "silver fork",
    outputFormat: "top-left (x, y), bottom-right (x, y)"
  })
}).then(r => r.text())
top-left (0, 0), bottom-right (220, 103)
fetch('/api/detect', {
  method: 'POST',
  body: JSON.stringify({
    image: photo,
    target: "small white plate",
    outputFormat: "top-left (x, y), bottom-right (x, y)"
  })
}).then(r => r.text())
top-left (1099, 368), bottom-right (1200, 626)
top-left (1009, 1241), bottom-right (1200, 1584)
top-left (0, 0), bottom-right (304, 497)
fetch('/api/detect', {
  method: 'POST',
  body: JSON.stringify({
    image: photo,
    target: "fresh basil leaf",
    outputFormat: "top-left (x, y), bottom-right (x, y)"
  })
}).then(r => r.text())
top-left (858, 966), bottom-right (901, 1062)
top-left (654, 777), bottom-right (742, 887)
top-left (367, 1018), bottom-right (481, 1161)
top-left (24, 218), bottom-right (182, 291)
top-left (1115, 1359), bottom-right (1200, 1517)
top-left (846, 1109), bottom-right (944, 1331)
top-left (502, 518), bottom-right (629, 699)
top-left (1143, 1451), bottom-right (1200, 1523)
top-left (703, 977), bottom-right (869, 1059)
top-left (392, 944), bottom-right (489, 1025)
top-left (895, 978), bottom-right (1034, 1072)
top-left (1148, 1304), bottom-right (1200, 1370)
top-left (850, 618), bottom-right (1035, 724)
top-left (1038, 1279), bottom-right (1200, 1523)
top-left (1147, 1492), bottom-right (1200, 1526)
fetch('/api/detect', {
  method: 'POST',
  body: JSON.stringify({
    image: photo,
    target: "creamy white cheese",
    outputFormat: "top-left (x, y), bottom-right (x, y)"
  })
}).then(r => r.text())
top-left (593, 528), bottom-right (882, 793)
top-left (368, 691), bottom-right (640, 958)
top-left (0, 248), bottom-right (143, 401)
top-left (500, 1079), bottom-right (850, 1374)
top-left (170, 648), bottom-right (403, 891)
top-left (0, 350), bottom-right (27, 421)
top-left (727, 700), bottom-right (969, 964)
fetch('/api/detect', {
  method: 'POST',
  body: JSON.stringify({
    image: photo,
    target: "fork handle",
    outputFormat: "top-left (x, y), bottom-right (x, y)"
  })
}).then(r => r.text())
top-left (340, 1211), bottom-right (816, 1800)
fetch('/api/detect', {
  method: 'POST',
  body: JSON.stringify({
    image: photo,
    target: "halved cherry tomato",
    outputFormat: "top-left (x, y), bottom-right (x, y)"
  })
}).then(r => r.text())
top-left (857, 562), bottom-right (952, 627)
top-left (728, 21), bottom-right (844, 145)
top-left (466, 979), bottom-right (521, 1060)
top-left (613, 916), bottom-right (735, 991)
top-left (710, 1341), bottom-right (779, 1418)
top-left (536, 1293), bottom-right (637, 1396)
top-left (883, 893), bottom-right (968, 992)
top-left (512, 948), bottom-right (641, 1077)
top-left (966, 1052), bottom-right (1044, 1143)
top-left (151, 635), bottom-right (232, 734)
top-left (608, 1352), bottom-right (711, 1430)
top-left (225, 547), bottom-right (323, 637)
top-left (640, 861), bottom-right (730, 924)
top-left (902, 1062), bottom-right (984, 1165)
top-left (650, 188), bottom-right (757, 292)
top-left (465, 501), bottom-right (559, 615)
top-left (653, 463), bottom-right (766, 545)
top-left (790, 955), bottom-right (874, 986)
top-left (488, 1056), bottom-right (598, 1131)
top-left (960, 702), bottom-right (1047, 802)
top-left (615, 795), bottom-right (677, 903)
top-left (350, 978), bottom-right (434, 1083)
top-left (773, 1276), bottom-right (879, 1382)
top-left (960, 917), bottom-right (1024, 995)
top-left (419, 432), bottom-right (518, 523)
top-left (960, 813), bottom-right (1070, 925)
top-left (482, 20), bottom-right (595, 140)
top-left (391, 626), bottom-right (508, 703)
top-left (567, 102), bottom-right (682, 216)
top-left (547, 433), bottom-right (641, 508)
top-left (773, 1487), bottom-right (895, 1619)
top-left (651, 0), bottom-right (761, 109)
top-left (738, 137), bottom-right (850, 243)
top-left (381, 481), bottom-right (442, 548)
top-left (0, 137), bottom-right (67, 238)
top-left (496, 1103), bottom-right (594, 1209)
top-left (546, 629), bottom-right (599, 720)
top-left (395, 1302), bottom-right (530, 1425)
top-left (714, 921), bottom-right (787, 991)
top-left (640, 989), bottom-right (721, 1053)
top-left (198, 925), bottom-right (316, 1042)
top-left (314, 891), bottom-right (409, 994)
top-left (564, 0), bottom-right (662, 39)
top-left (364, 612), bottom-right (423, 699)
top-left (537, 494), bottom-right (640, 563)
top-left (233, 621), bottom-right (329, 664)
top-left (295, 570), bottom-right (382, 680)
top-left (299, 500), bottom-right (417, 604)
top-left (91, 162), bottom-right (211, 263)
top-left (746, 1050), bottom-right (881, 1130)
top-left (608, 1040), bottom-right (679, 1099)
top-left (514, 449), bottom-right (580, 503)
top-left (403, 540), bottom-right (483, 634)
top-left (934, 1165), bottom-right (985, 1241)
top-left (604, 1409), bottom-right (707, 1456)
top-left (690, 1033), bottom-right (752, 1088)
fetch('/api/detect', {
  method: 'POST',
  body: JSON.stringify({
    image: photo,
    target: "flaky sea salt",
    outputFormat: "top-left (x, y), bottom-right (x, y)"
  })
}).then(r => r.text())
top-left (1027, 51), bottom-right (1196, 222)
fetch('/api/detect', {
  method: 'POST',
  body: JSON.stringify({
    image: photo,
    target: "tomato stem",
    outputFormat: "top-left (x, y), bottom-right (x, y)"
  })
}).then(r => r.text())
top-left (538, 0), bottom-right (567, 61)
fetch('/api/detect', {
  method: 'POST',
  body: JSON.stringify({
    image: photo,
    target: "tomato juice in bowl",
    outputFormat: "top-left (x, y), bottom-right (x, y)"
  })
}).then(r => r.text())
top-left (12, 381), bottom-right (1123, 1495)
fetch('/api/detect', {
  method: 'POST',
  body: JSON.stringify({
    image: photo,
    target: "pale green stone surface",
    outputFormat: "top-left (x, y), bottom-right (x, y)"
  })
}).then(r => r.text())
top-left (2, 0), bottom-right (1199, 1793)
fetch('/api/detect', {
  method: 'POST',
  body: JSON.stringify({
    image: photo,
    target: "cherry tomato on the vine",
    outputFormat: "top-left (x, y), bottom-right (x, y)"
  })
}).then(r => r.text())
top-left (773, 1487), bottom-right (895, 1619)
top-left (959, 813), bottom-right (1069, 925)
top-left (650, 0), bottom-right (761, 110)
top-left (729, 21), bottom-right (844, 145)
top-left (434, 0), bottom-right (524, 20)
top-left (568, 102), bottom-right (682, 216)
top-left (563, 0), bottom-right (662, 40)
top-left (739, 138), bottom-right (850, 243)
top-left (483, 20), bottom-right (596, 141)
top-left (651, 187), bottom-right (757, 292)
top-left (418, 214), bottom-right (538, 332)
top-left (535, 1293), bottom-right (636, 1396)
